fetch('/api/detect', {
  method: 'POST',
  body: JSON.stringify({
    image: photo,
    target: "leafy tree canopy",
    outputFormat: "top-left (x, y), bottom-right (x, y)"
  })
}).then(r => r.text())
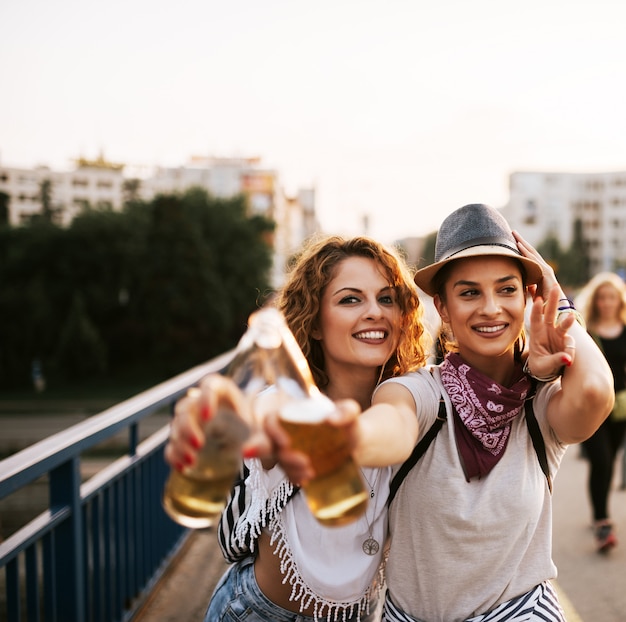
top-left (0, 188), bottom-right (275, 390)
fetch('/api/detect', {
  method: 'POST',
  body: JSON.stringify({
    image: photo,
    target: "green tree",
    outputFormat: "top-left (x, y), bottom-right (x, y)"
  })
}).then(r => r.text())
top-left (420, 231), bottom-right (437, 269)
top-left (537, 233), bottom-right (562, 275)
top-left (558, 219), bottom-right (590, 288)
top-left (55, 292), bottom-right (107, 379)
top-left (0, 191), bottom-right (9, 226)
top-left (0, 188), bottom-right (275, 389)
top-left (122, 178), bottom-right (142, 205)
top-left (37, 178), bottom-right (62, 224)
top-left (536, 222), bottom-right (591, 289)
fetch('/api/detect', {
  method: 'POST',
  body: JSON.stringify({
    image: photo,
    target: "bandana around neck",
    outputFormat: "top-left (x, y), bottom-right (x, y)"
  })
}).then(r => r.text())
top-left (440, 352), bottom-right (531, 480)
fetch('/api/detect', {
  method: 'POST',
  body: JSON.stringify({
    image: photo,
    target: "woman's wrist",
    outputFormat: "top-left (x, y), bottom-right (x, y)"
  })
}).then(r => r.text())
top-left (523, 358), bottom-right (563, 383)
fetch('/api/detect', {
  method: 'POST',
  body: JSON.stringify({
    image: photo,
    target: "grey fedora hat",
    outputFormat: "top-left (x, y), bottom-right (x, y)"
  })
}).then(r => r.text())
top-left (414, 203), bottom-right (543, 296)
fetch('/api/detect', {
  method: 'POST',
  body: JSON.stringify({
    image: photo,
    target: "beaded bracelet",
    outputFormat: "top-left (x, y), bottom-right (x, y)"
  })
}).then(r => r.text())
top-left (558, 297), bottom-right (575, 308)
top-left (548, 297), bottom-right (585, 327)
top-left (522, 359), bottom-right (564, 383)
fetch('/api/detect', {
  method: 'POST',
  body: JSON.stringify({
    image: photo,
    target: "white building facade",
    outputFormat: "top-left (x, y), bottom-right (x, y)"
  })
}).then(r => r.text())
top-left (138, 156), bottom-right (319, 285)
top-left (0, 157), bottom-right (125, 227)
top-left (502, 170), bottom-right (626, 276)
top-left (0, 155), bottom-right (319, 286)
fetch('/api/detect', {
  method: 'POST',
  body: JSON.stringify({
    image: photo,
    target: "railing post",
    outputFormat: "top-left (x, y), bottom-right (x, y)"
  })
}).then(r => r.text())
top-left (49, 457), bottom-right (84, 621)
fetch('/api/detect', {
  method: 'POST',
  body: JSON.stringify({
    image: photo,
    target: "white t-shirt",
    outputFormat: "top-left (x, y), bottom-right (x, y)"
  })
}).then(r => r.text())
top-left (379, 366), bottom-right (566, 622)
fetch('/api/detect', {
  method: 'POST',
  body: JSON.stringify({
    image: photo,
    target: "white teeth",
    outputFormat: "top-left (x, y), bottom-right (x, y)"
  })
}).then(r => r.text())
top-left (475, 325), bottom-right (505, 333)
top-left (355, 331), bottom-right (385, 340)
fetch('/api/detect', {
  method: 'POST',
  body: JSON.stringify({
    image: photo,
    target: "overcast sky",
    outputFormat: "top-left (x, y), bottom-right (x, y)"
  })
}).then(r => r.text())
top-left (2, 0), bottom-right (626, 242)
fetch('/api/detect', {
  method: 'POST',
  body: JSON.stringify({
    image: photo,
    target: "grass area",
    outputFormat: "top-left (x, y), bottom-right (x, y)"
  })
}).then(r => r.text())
top-left (0, 373), bottom-right (170, 411)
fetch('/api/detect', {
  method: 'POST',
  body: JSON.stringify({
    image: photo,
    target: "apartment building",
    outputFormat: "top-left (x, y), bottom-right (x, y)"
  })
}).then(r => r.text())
top-left (0, 154), bottom-right (319, 285)
top-left (502, 170), bottom-right (626, 276)
top-left (0, 156), bottom-right (125, 226)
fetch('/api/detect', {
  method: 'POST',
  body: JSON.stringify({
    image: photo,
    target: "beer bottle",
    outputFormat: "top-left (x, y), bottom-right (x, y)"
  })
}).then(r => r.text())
top-left (162, 307), bottom-right (284, 529)
top-left (269, 313), bottom-right (369, 527)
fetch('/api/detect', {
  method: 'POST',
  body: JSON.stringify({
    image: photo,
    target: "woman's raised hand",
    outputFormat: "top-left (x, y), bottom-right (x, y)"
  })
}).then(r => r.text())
top-left (514, 231), bottom-right (576, 378)
top-left (513, 230), bottom-right (560, 300)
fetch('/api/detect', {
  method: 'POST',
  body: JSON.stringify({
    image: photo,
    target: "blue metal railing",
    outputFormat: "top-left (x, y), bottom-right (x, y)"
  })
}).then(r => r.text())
top-left (0, 350), bottom-right (235, 622)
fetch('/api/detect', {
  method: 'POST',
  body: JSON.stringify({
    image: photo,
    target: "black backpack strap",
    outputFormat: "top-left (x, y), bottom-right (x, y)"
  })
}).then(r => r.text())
top-left (524, 395), bottom-right (553, 494)
top-left (386, 383), bottom-right (552, 506)
top-left (387, 397), bottom-right (447, 507)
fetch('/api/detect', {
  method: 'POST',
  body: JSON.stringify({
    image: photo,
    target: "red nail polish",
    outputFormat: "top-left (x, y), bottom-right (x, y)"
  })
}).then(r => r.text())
top-left (242, 446), bottom-right (258, 459)
top-left (184, 451), bottom-right (195, 466)
top-left (190, 435), bottom-right (202, 450)
top-left (175, 461), bottom-right (184, 472)
top-left (201, 404), bottom-right (210, 420)
top-left (561, 355), bottom-right (572, 367)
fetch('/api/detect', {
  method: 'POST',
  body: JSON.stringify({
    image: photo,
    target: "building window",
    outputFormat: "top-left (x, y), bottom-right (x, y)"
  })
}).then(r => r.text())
top-left (523, 199), bottom-right (537, 225)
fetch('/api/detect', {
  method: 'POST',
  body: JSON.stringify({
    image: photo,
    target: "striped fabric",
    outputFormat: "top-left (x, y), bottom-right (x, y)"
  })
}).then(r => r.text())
top-left (216, 463), bottom-right (299, 563)
top-left (382, 582), bottom-right (566, 622)
top-left (216, 463), bottom-right (254, 563)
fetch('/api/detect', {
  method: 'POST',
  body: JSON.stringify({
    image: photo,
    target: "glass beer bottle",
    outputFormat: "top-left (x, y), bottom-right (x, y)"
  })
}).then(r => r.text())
top-left (269, 315), bottom-right (369, 527)
top-left (162, 308), bottom-right (282, 529)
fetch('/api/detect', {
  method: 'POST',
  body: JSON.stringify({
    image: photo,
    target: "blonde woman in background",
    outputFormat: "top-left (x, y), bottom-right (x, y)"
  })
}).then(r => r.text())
top-left (576, 272), bottom-right (626, 552)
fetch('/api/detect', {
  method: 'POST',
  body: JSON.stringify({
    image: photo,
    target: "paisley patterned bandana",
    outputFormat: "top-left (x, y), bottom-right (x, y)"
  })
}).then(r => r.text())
top-left (440, 352), bottom-right (531, 480)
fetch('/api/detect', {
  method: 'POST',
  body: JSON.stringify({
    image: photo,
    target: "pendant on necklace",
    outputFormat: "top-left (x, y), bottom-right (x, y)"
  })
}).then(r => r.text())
top-left (370, 489), bottom-right (375, 498)
top-left (362, 537), bottom-right (380, 556)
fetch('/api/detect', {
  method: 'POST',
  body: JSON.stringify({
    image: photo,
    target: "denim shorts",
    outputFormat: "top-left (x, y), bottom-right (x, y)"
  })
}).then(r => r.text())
top-left (205, 556), bottom-right (380, 622)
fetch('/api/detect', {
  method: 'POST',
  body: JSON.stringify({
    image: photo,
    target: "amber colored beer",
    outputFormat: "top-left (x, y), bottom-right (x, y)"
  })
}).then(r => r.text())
top-left (163, 406), bottom-right (249, 529)
top-left (280, 398), bottom-right (368, 526)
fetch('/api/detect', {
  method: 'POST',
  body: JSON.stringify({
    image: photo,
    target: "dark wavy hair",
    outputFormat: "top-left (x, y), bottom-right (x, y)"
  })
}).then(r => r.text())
top-left (276, 235), bottom-right (430, 389)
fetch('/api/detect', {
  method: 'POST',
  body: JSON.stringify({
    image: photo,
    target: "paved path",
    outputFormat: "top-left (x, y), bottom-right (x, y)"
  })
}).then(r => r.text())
top-left (551, 445), bottom-right (626, 622)
top-left (135, 444), bottom-right (626, 622)
top-left (4, 411), bottom-right (623, 620)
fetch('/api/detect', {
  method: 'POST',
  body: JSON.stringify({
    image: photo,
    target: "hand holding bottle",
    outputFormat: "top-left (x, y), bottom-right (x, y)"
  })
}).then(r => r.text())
top-left (163, 307), bottom-right (286, 528)
top-left (264, 398), bottom-right (362, 486)
top-left (163, 306), bottom-right (368, 528)
top-left (163, 377), bottom-right (252, 529)
top-left (164, 374), bottom-right (254, 473)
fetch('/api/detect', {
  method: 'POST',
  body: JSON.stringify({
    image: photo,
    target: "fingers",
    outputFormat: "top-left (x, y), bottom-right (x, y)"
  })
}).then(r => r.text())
top-left (513, 230), bottom-right (535, 256)
top-left (276, 450), bottom-right (315, 486)
top-left (165, 387), bottom-right (205, 471)
top-left (198, 374), bottom-right (251, 425)
top-left (264, 412), bottom-right (292, 451)
top-left (242, 430), bottom-right (274, 461)
top-left (325, 398), bottom-right (360, 426)
top-left (165, 374), bottom-right (250, 472)
top-left (262, 412), bottom-right (316, 485)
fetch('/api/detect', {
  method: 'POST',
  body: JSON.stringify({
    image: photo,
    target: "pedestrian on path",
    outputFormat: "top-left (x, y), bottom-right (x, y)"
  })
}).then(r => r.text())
top-left (575, 271), bottom-right (626, 553)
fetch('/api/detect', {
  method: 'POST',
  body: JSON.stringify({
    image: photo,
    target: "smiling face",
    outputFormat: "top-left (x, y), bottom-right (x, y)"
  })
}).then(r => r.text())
top-left (313, 256), bottom-right (401, 385)
top-left (434, 255), bottom-right (527, 377)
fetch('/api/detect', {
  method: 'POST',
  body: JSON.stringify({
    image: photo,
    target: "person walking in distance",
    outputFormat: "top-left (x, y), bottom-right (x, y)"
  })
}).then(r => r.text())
top-left (575, 271), bottom-right (626, 552)
top-left (165, 235), bottom-right (431, 622)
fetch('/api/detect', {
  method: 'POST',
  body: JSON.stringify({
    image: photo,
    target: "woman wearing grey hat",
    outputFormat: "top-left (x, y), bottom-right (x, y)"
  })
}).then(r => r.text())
top-left (276, 204), bottom-right (614, 622)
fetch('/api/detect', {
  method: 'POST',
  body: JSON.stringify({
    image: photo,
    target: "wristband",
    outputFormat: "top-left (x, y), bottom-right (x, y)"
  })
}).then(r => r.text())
top-left (523, 358), bottom-right (563, 383)
top-left (556, 308), bottom-right (586, 328)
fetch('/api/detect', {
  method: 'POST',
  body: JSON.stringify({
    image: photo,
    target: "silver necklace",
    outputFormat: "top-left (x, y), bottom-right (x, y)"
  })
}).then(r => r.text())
top-left (361, 468), bottom-right (377, 498)
top-left (360, 468), bottom-right (380, 556)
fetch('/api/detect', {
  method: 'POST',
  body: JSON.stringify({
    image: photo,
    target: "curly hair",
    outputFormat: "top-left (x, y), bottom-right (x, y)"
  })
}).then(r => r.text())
top-left (276, 235), bottom-right (430, 390)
